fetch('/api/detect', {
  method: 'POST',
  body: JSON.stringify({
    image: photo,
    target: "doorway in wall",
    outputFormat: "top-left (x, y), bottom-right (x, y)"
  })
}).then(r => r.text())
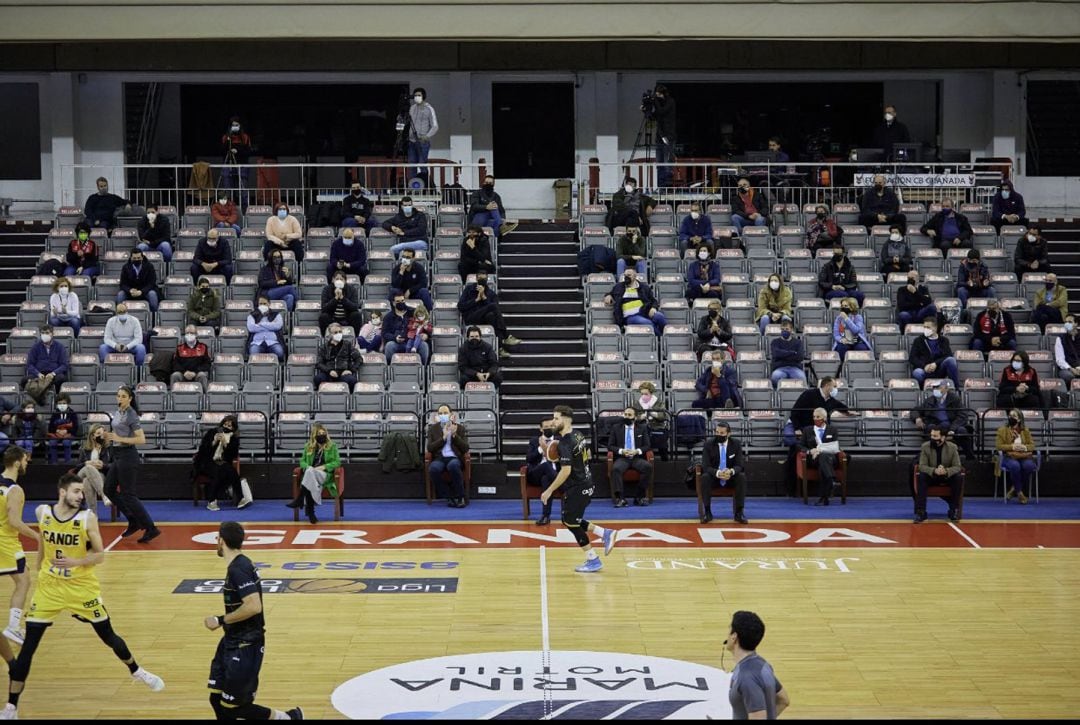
top-left (492, 83), bottom-right (574, 178)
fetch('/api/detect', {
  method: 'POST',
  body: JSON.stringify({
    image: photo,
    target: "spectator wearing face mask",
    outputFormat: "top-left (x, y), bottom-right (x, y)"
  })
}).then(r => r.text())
top-left (858, 174), bottom-right (907, 232)
top-left (458, 325), bottom-right (503, 388)
top-left (8, 403), bottom-right (45, 456)
top-left (408, 88), bottom-right (439, 176)
top-left (955, 248), bottom-right (996, 308)
top-left (679, 203), bottom-right (713, 255)
top-left (756, 274), bottom-right (793, 334)
top-left (83, 176), bottom-right (130, 229)
top-left (315, 323), bottom-right (363, 392)
top-left (914, 426), bottom-right (962, 523)
top-left (194, 414), bottom-right (250, 511)
top-left (264, 202), bottom-right (305, 262)
top-left (458, 225), bottom-right (496, 283)
top-left (616, 224), bottom-right (648, 278)
top-left (686, 247), bottom-right (721, 302)
top-left (783, 376), bottom-right (850, 447)
top-left (383, 196), bottom-right (430, 257)
top-left (997, 351), bottom-right (1043, 410)
top-left (327, 228), bottom-right (369, 283)
top-left (922, 199), bottom-right (973, 251)
top-left (64, 222), bottom-right (99, 279)
top-left (170, 325), bottom-right (212, 392)
top-left (390, 248), bottom-right (434, 312)
top-left (383, 293), bottom-right (414, 361)
top-left (730, 177), bottom-right (769, 236)
top-left (608, 178), bottom-right (655, 235)
top-left (896, 272), bottom-right (937, 328)
top-left (100, 303), bottom-right (146, 365)
top-left (186, 275), bottom-right (222, 329)
top-left (211, 193), bottom-right (241, 236)
top-left (832, 297), bottom-right (872, 363)
top-left (46, 393), bottom-right (80, 465)
top-left (48, 276), bottom-right (82, 337)
top-left (1013, 224), bottom-right (1051, 277)
top-left (469, 175), bottom-right (517, 239)
top-left (246, 296), bottom-right (285, 361)
top-left (769, 316), bottom-right (806, 388)
top-left (319, 272), bottom-right (363, 335)
top-left (991, 180), bottom-right (1028, 234)
top-left (340, 183), bottom-right (376, 234)
top-left (117, 248), bottom-right (160, 311)
top-left (909, 380), bottom-right (973, 458)
top-left (1031, 273), bottom-right (1068, 331)
top-left (693, 354), bottom-right (742, 410)
top-left (700, 420), bottom-right (748, 524)
top-left (997, 408), bottom-right (1037, 504)
top-left (806, 206), bottom-right (843, 253)
top-left (457, 272), bottom-right (520, 355)
top-left (879, 224), bottom-right (912, 274)
top-left (695, 301), bottom-right (733, 359)
top-left (909, 316), bottom-right (961, 389)
top-left (290, 424), bottom-right (341, 524)
top-left (24, 325), bottom-right (69, 403)
top-left (818, 245), bottom-right (864, 306)
top-left (609, 405), bottom-right (653, 508)
top-left (220, 116), bottom-right (252, 188)
top-left (425, 405), bottom-right (469, 509)
top-left (258, 250), bottom-right (297, 311)
top-left (970, 299), bottom-right (1016, 356)
top-left (871, 104), bottom-right (911, 161)
top-left (357, 311), bottom-right (384, 354)
top-left (404, 306), bottom-right (433, 364)
top-left (526, 419), bottom-right (561, 525)
top-left (136, 203), bottom-right (173, 263)
top-left (191, 228), bottom-right (234, 285)
top-left (605, 268), bottom-right (666, 336)
top-left (1054, 314), bottom-right (1080, 386)
top-left (632, 381), bottom-right (670, 460)
top-left (77, 423), bottom-right (113, 512)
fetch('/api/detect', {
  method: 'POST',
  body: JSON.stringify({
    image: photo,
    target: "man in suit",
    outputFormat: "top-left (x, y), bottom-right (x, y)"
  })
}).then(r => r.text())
top-left (799, 407), bottom-right (841, 506)
top-left (526, 419), bottom-right (560, 526)
top-left (700, 420), bottom-right (748, 525)
top-left (425, 404), bottom-right (470, 508)
top-left (914, 425), bottom-right (963, 523)
top-left (609, 406), bottom-right (652, 507)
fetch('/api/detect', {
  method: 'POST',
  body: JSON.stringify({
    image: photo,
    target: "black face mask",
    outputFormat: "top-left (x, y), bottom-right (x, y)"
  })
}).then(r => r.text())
top-left (874, 183), bottom-right (884, 191)
top-left (200, 286), bottom-right (211, 293)
top-left (1009, 416), bottom-right (1020, 426)
top-left (833, 253), bottom-right (844, 264)
top-left (273, 258), bottom-right (283, 266)
top-left (542, 428), bottom-right (555, 438)
top-left (483, 184), bottom-right (494, 192)
top-left (468, 338), bottom-right (481, 347)
top-left (716, 435), bottom-right (729, 443)
top-left (395, 302), bottom-right (407, 312)
top-left (352, 190), bottom-right (362, 197)
top-left (315, 434), bottom-right (328, 444)
top-left (624, 275), bottom-right (633, 285)
top-left (816, 212), bottom-right (826, 220)
top-left (476, 278), bottom-right (488, 286)
top-left (934, 438), bottom-right (946, 447)
top-left (222, 426), bottom-right (233, 434)
top-left (624, 417), bottom-right (636, 424)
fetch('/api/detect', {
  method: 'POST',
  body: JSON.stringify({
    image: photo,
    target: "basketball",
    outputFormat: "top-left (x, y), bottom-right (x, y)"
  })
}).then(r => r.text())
top-left (545, 440), bottom-right (561, 462)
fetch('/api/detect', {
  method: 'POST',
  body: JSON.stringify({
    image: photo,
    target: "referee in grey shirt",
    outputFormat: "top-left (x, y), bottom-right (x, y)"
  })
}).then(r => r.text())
top-left (725, 611), bottom-right (789, 719)
top-left (103, 385), bottom-right (160, 543)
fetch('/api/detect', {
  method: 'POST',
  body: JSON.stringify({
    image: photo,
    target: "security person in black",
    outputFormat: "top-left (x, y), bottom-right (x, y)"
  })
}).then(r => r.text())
top-left (541, 406), bottom-right (618, 573)
top-left (205, 521), bottom-right (303, 721)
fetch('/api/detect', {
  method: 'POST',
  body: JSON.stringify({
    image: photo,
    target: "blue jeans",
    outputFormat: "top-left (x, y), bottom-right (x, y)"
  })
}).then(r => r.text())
top-left (249, 341), bottom-right (284, 360)
top-left (1000, 455), bottom-right (1037, 494)
top-left (731, 213), bottom-right (767, 235)
top-left (834, 341), bottom-right (870, 360)
top-left (50, 315), bottom-right (81, 337)
top-left (911, 356), bottom-right (960, 389)
top-left (407, 140), bottom-right (431, 174)
top-left (137, 240), bottom-right (173, 263)
top-left (383, 340), bottom-right (406, 362)
top-left (429, 456), bottom-right (464, 499)
top-left (624, 311), bottom-right (667, 336)
top-left (47, 438), bottom-right (74, 464)
top-left (264, 284), bottom-right (296, 311)
top-left (824, 289), bottom-right (866, 306)
top-left (471, 210), bottom-right (504, 238)
top-left (770, 367), bottom-right (806, 387)
top-left (389, 240), bottom-right (429, 257)
top-left (616, 258), bottom-right (647, 277)
top-left (358, 336), bottom-right (382, 353)
top-left (116, 289), bottom-right (159, 311)
top-left (99, 343), bottom-right (146, 366)
top-left (957, 285), bottom-right (996, 308)
top-left (404, 337), bottom-right (431, 364)
top-left (63, 265), bottom-right (99, 278)
top-left (215, 221), bottom-right (242, 236)
top-left (897, 305), bottom-right (938, 327)
top-left (782, 420), bottom-right (798, 447)
top-left (656, 137), bottom-right (675, 189)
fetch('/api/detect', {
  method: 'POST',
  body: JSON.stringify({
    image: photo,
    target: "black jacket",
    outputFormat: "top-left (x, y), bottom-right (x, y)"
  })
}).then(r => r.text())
top-left (119, 261), bottom-right (159, 296)
top-left (195, 427), bottom-right (239, 469)
top-left (971, 310), bottom-right (1016, 349)
top-left (817, 258), bottom-right (859, 295)
top-left (258, 263), bottom-right (292, 292)
top-left (921, 211), bottom-right (973, 244)
top-left (871, 120), bottom-right (911, 156)
top-left (468, 188), bottom-right (507, 219)
top-left (610, 281), bottom-right (660, 327)
top-left (608, 421), bottom-right (652, 459)
top-left (789, 389), bottom-right (849, 430)
top-left (457, 340), bottom-right (500, 378)
top-left (909, 392), bottom-right (970, 435)
top-left (381, 210), bottom-right (429, 241)
top-left (390, 261), bottom-right (429, 295)
top-left (799, 424), bottom-right (840, 453)
top-left (908, 334), bottom-right (954, 371)
top-left (701, 436), bottom-right (745, 479)
top-left (341, 192), bottom-right (374, 221)
top-left (458, 234), bottom-right (495, 278)
top-left (731, 189), bottom-right (769, 218)
top-left (1013, 237), bottom-right (1049, 273)
top-left (316, 339), bottom-right (362, 374)
top-left (695, 313), bottom-right (733, 352)
top-left (192, 237), bottom-right (233, 268)
top-left (860, 187), bottom-right (901, 219)
top-left (457, 282), bottom-right (500, 318)
top-left (896, 284), bottom-right (933, 315)
top-left (137, 215), bottom-right (172, 245)
top-left (319, 283), bottom-right (361, 310)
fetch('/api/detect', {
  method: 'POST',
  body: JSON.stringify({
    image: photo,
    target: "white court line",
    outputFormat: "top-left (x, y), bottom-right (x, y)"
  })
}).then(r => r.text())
top-left (948, 522), bottom-right (980, 548)
top-left (539, 546), bottom-right (552, 719)
top-left (104, 535), bottom-right (122, 552)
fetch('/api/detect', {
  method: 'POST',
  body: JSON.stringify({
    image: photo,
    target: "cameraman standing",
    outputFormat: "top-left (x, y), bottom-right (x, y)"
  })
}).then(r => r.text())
top-left (650, 85), bottom-right (676, 190)
top-left (221, 117), bottom-right (253, 195)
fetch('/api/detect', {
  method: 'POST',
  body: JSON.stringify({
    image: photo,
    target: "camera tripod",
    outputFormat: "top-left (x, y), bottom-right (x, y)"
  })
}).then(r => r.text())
top-left (218, 136), bottom-right (244, 203)
top-left (630, 113), bottom-right (658, 189)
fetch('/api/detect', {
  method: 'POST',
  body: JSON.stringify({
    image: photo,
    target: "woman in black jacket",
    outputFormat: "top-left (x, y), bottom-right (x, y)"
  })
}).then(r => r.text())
top-left (695, 302), bottom-right (734, 359)
top-left (458, 225), bottom-right (496, 282)
top-left (194, 414), bottom-right (249, 511)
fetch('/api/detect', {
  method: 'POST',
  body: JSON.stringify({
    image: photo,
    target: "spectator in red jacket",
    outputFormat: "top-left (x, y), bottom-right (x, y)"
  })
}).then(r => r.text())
top-left (211, 193), bottom-right (241, 236)
top-left (170, 324), bottom-right (212, 392)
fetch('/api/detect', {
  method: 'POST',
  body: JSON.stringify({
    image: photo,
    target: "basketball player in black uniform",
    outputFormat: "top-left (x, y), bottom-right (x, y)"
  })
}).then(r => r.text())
top-left (204, 521), bottom-right (303, 720)
top-left (541, 405), bottom-right (618, 572)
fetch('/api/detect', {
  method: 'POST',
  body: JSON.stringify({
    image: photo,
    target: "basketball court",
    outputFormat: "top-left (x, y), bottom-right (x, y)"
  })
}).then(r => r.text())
top-left (9, 518), bottom-right (1079, 719)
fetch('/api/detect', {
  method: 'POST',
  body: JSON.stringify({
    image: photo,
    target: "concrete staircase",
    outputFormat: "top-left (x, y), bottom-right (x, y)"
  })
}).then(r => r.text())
top-left (0, 223), bottom-right (49, 346)
top-left (1040, 219), bottom-right (1079, 312)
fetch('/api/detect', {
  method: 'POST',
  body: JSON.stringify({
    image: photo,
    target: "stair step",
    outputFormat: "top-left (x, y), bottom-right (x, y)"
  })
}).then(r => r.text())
top-left (504, 313), bottom-right (585, 327)
top-left (503, 366), bottom-right (589, 382)
top-left (493, 253), bottom-right (579, 266)
top-left (505, 325), bottom-right (585, 340)
top-left (500, 289), bottom-right (582, 303)
top-left (499, 276), bottom-right (581, 290)
top-left (499, 393), bottom-right (591, 411)
top-left (498, 263), bottom-right (579, 278)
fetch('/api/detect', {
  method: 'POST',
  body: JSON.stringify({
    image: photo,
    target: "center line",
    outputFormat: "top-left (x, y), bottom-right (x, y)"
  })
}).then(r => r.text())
top-left (948, 522), bottom-right (980, 548)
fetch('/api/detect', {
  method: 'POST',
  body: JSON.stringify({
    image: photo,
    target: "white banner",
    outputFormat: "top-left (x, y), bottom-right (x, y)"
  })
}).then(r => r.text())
top-left (855, 173), bottom-right (976, 187)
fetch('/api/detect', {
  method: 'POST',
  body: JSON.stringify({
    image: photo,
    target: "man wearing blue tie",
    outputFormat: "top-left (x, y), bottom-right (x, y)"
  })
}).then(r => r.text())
top-left (799, 407), bottom-right (841, 506)
top-left (699, 421), bottom-right (748, 524)
top-left (608, 407), bottom-right (653, 507)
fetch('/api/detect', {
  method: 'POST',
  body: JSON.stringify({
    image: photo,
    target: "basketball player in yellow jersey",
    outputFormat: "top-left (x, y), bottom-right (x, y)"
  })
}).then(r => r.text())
top-left (0, 446), bottom-right (41, 650)
top-left (0, 474), bottom-right (164, 720)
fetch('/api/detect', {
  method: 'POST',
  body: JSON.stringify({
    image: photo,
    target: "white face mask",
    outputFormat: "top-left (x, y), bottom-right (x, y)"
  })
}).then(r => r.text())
top-left (40, 334), bottom-right (52, 344)
top-left (1026, 234), bottom-right (1036, 243)
top-left (885, 113), bottom-right (895, 122)
top-left (146, 213), bottom-right (157, 222)
top-left (690, 211), bottom-right (700, 220)
top-left (624, 185), bottom-right (634, 193)
top-left (277, 210), bottom-right (288, 220)
top-left (342, 236), bottom-right (354, 246)
top-left (769, 280), bottom-right (780, 291)
top-left (1011, 361), bottom-right (1023, 371)
top-left (58, 286), bottom-right (69, 294)
top-left (332, 333), bottom-right (343, 343)
top-left (258, 304), bottom-right (269, 315)
top-left (334, 280), bottom-right (345, 290)
top-left (698, 250), bottom-right (709, 260)
top-left (116, 314), bottom-right (128, 323)
top-left (57, 403), bottom-right (68, 412)
top-left (401, 206), bottom-right (413, 215)
top-left (890, 233), bottom-right (902, 242)
top-left (219, 198), bottom-right (228, 205)
top-left (230, 124), bottom-right (240, 133)
top-left (1065, 322), bottom-right (1075, 333)
top-left (414, 95), bottom-right (423, 104)
top-left (184, 334), bottom-right (197, 345)
top-left (207, 238), bottom-right (218, 247)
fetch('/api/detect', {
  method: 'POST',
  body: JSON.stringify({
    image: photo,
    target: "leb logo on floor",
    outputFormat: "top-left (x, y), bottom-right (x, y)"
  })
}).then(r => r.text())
top-left (332, 650), bottom-right (731, 719)
top-left (172, 577), bottom-right (458, 594)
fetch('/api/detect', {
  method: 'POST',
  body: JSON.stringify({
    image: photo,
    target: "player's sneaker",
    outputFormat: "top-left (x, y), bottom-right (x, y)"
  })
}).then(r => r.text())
top-left (132, 667), bottom-right (165, 692)
top-left (574, 558), bottom-right (603, 573)
top-left (0, 703), bottom-right (16, 719)
top-left (206, 501), bottom-right (220, 511)
top-left (602, 528), bottom-right (617, 556)
top-left (2, 627), bottom-right (23, 646)
top-left (286, 706), bottom-right (304, 720)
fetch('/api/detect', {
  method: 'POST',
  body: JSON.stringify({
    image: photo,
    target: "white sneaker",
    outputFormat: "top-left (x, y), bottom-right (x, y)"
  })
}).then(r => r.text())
top-left (0, 703), bottom-right (16, 720)
top-left (132, 667), bottom-right (165, 692)
top-left (102, 497), bottom-right (112, 507)
top-left (206, 501), bottom-right (220, 511)
top-left (2, 627), bottom-right (23, 646)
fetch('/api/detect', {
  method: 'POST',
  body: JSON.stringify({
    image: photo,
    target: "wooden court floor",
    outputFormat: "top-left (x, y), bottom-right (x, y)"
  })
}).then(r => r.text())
top-left (8, 519), bottom-right (1080, 719)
